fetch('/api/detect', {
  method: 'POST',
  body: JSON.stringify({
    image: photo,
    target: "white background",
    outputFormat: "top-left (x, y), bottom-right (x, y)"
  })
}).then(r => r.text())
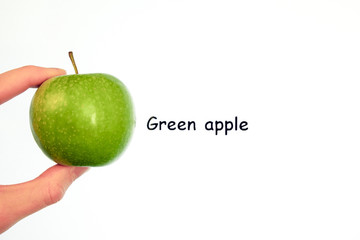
top-left (1, 0), bottom-right (360, 239)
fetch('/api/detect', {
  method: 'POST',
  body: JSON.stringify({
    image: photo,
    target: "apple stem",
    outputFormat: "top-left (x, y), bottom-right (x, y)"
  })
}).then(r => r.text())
top-left (68, 51), bottom-right (79, 74)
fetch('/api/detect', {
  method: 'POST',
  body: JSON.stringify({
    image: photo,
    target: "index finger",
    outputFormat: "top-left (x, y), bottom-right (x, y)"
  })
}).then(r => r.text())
top-left (0, 65), bottom-right (66, 104)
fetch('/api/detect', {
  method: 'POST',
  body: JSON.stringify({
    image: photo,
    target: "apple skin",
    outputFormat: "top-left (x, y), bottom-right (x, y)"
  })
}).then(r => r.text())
top-left (30, 73), bottom-right (135, 166)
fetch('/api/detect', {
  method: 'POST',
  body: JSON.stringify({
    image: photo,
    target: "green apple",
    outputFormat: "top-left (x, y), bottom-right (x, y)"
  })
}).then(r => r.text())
top-left (30, 52), bottom-right (135, 166)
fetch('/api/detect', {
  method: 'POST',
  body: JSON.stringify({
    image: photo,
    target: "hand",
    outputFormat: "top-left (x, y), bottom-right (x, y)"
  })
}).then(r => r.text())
top-left (0, 66), bottom-right (89, 234)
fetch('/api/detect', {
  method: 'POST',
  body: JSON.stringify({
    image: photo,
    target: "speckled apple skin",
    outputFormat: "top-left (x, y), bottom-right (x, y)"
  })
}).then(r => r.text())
top-left (30, 73), bottom-right (135, 166)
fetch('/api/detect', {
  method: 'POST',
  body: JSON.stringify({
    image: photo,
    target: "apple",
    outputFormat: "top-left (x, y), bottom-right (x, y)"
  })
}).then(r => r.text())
top-left (30, 52), bottom-right (135, 166)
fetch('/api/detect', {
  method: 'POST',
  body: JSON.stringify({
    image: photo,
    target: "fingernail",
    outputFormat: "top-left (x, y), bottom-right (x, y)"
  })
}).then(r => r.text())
top-left (47, 68), bottom-right (67, 76)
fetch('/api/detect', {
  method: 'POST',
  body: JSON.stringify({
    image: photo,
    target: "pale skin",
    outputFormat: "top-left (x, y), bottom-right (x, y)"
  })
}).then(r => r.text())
top-left (0, 66), bottom-right (89, 234)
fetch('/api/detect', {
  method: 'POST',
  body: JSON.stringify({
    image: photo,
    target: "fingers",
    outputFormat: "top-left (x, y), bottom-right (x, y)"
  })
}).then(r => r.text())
top-left (0, 65), bottom-right (66, 104)
top-left (0, 164), bottom-right (88, 234)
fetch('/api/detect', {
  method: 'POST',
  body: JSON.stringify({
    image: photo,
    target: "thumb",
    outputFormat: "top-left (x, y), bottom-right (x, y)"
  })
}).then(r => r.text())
top-left (0, 164), bottom-right (88, 234)
top-left (35, 164), bottom-right (89, 206)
